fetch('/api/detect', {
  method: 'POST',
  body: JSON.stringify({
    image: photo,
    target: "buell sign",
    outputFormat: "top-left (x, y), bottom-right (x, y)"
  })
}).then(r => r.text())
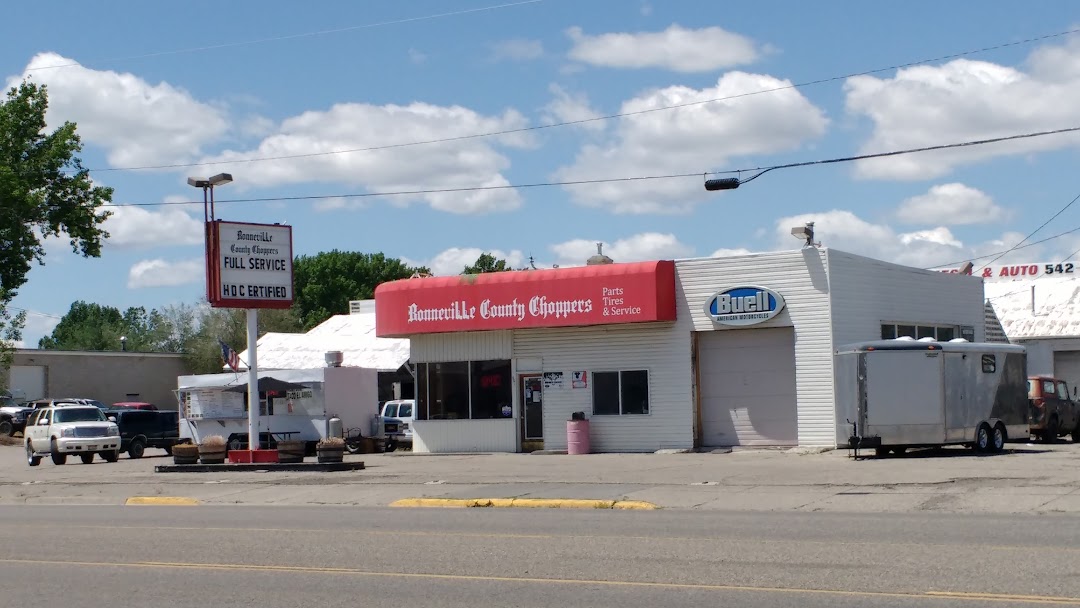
top-left (207, 221), bottom-right (294, 309)
top-left (374, 261), bottom-right (677, 337)
top-left (704, 286), bottom-right (786, 326)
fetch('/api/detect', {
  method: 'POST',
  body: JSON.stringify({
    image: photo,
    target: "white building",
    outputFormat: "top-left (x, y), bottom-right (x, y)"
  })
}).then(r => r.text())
top-left (983, 262), bottom-right (1080, 389)
top-left (374, 248), bottom-right (987, 453)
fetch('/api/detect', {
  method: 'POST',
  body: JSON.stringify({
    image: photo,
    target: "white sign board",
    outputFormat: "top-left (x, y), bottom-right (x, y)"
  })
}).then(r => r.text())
top-left (212, 221), bottom-right (294, 308)
top-left (186, 389), bottom-right (246, 420)
top-left (935, 262), bottom-right (1078, 282)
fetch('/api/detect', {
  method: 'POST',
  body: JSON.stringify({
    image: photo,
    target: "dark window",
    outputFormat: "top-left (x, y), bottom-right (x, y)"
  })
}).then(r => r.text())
top-left (896, 325), bottom-right (916, 339)
top-left (398, 403), bottom-right (413, 418)
top-left (880, 324), bottom-right (897, 340)
top-left (470, 360), bottom-right (512, 419)
top-left (416, 364), bottom-right (429, 420)
top-left (917, 326), bottom-right (936, 340)
top-left (981, 354), bottom-right (997, 373)
top-left (937, 327), bottom-right (955, 341)
top-left (592, 370), bottom-right (650, 416)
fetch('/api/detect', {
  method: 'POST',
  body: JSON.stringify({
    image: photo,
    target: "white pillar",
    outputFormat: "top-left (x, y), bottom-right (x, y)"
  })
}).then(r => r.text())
top-left (246, 308), bottom-right (259, 452)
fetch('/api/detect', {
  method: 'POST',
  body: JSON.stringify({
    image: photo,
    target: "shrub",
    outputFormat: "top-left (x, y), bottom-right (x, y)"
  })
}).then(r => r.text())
top-left (317, 436), bottom-right (345, 448)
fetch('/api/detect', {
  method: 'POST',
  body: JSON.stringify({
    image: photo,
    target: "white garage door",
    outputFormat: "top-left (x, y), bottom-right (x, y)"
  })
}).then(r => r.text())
top-left (698, 327), bottom-right (798, 447)
top-left (1054, 351), bottom-right (1080, 394)
top-left (9, 365), bottom-right (46, 400)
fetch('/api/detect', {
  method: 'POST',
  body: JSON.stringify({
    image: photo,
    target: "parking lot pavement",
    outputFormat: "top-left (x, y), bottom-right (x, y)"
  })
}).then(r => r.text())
top-left (1, 440), bottom-right (1079, 514)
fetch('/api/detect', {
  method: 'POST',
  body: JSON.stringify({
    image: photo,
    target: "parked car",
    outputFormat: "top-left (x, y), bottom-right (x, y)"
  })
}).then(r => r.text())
top-left (111, 401), bottom-right (159, 411)
top-left (377, 399), bottom-right (415, 451)
top-left (23, 405), bottom-right (121, 466)
top-left (26, 398), bottom-right (85, 410)
top-left (0, 393), bottom-right (32, 437)
top-left (1028, 376), bottom-right (1080, 441)
top-left (103, 409), bottom-right (179, 458)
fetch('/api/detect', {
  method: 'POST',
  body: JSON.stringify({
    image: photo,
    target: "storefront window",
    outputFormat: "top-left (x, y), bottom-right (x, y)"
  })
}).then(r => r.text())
top-left (416, 360), bottom-right (512, 420)
top-left (592, 370), bottom-right (650, 416)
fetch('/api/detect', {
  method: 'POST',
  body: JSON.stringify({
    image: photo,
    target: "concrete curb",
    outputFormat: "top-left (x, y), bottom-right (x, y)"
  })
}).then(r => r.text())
top-left (154, 462), bottom-right (365, 473)
top-left (390, 498), bottom-right (658, 510)
top-left (125, 496), bottom-right (200, 506)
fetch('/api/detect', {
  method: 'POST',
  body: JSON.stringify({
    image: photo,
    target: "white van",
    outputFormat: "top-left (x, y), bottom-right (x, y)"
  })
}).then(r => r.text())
top-left (377, 399), bottom-right (415, 451)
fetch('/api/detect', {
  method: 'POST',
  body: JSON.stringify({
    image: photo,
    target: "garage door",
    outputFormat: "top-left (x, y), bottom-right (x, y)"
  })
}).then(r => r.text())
top-left (698, 327), bottom-right (798, 447)
top-left (1054, 351), bottom-right (1080, 393)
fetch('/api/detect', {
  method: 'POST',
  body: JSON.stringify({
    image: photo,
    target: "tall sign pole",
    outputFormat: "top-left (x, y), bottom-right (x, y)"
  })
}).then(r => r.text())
top-left (199, 173), bottom-right (294, 460)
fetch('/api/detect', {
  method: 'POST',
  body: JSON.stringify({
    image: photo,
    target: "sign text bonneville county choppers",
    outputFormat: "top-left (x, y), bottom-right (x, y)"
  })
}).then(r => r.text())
top-left (213, 222), bottom-right (294, 306)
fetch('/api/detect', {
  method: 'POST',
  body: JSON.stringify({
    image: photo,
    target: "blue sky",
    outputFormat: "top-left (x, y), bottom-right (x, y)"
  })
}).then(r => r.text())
top-left (4, 0), bottom-right (1080, 346)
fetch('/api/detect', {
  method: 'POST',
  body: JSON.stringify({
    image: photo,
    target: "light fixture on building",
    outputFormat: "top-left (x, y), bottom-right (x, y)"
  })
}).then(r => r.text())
top-left (790, 222), bottom-right (818, 247)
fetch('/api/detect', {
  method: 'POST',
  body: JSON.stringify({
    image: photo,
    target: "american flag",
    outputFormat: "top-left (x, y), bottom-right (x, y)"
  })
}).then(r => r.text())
top-left (219, 340), bottom-right (241, 372)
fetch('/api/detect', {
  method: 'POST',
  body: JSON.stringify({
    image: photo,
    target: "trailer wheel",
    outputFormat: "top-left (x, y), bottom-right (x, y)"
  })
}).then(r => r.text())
top-left (974, 424), bottom-right (991, 453)
top-left (990, 424), bottom-right (1006, 453)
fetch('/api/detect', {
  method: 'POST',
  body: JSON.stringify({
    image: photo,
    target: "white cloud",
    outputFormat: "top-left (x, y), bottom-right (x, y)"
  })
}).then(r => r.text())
top-left (312, 197), bottom-right (366, 212)
top-left (127, 258), bottom-right (204, 288)
top-left (491, 39), bottom-right (544, 61)
top-left (408, 48), bottom-right (428, 64)
top-left (197, 102), bottom-right (532, 214)
top-left (554, 72), bottom-right (828, 213)
top-left (845, 36), bottom-right (1080, 179)
top-left (710, 247), bottom-right (753, 257)
top-left (405, 248), bottom-right (526, 276)
top-left (895, 183), bottom-right (1008, 226)
top-left (541, 84), bottom-right (604, 131)
top-left (550, 233), bottom-right (694, 266)
top-left (11, 53), bottom-right (227, 167)
top-left (772, 210), bottom-right (1036, 269)
top-left (566, 24), bottom-right (759, 72)
top-left (104, 205), bottom-right (203, 248)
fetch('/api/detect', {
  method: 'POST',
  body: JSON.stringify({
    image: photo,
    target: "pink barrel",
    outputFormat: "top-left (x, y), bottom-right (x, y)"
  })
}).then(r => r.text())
top-left (567, 420), bottom-right (591, 455)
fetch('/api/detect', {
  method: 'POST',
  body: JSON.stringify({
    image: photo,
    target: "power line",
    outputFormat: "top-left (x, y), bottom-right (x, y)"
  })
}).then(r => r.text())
top-left (87, 27), bottom-right (1080, 173)
top-left (96, 125), bottom-right (1080, 208)
top-left (7, 307), bottom-right (63, 320)
top-left (974, 189), bottom-right (1080, 272)
top-left (24, 0), bottom-right (544, 73)
top-left (931, 223), bottom-right (1080, 270)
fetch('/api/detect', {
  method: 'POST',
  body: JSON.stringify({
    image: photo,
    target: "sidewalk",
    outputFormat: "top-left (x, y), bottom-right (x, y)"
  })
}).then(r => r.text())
top-left (2, 442), bottom-right (1079, 514)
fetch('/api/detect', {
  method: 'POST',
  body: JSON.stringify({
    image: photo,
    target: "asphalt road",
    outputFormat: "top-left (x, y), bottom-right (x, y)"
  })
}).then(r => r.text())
top-left (1, 505), bottom-right (1078, 607)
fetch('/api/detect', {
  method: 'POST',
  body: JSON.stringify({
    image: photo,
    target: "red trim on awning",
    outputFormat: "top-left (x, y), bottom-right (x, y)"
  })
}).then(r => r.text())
top-left (375, 261), bottom-right (676, 337)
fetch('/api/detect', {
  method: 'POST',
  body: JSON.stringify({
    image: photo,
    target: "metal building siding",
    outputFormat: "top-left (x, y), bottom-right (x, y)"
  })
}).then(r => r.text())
top-left (675, 250), bottom-right (837, 447)
top-left (512, 323), bottom-right (692, 452)
top-left (825, 249), bottom-right (988, 445)
top-left (410, 330), bottom-right (513, 363)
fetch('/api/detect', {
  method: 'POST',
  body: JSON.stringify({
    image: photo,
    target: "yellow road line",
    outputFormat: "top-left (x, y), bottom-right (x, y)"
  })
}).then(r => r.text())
top-left (389, 497), bottom-right (657, 509)
top-left (0, 558), bottom-right (1077, 605)
top-left (125, 497), bottom-right (200, 506)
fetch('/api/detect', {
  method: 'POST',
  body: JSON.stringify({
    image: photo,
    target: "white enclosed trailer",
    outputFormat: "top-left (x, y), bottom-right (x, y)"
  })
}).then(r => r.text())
top-left (836, 338), bottom-right (1028, 457)
top-left (176, 366), bottom-right (377, 451)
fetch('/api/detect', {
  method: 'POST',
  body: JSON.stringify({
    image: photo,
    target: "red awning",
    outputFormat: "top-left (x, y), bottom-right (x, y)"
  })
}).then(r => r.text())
top-left (375, 260), bottom-right (676, 337)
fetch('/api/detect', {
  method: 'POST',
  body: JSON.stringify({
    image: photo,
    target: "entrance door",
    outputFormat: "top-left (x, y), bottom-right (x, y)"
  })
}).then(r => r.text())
top-left (520, 375), bottom-right (543, 441)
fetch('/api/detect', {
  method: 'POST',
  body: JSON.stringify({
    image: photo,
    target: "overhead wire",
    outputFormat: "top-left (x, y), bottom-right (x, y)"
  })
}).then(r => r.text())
top-left (23, 0), bottom-right (545, 73)
top-left (86, 27), bottom-right (1080, 173)
top-left (974, 189), bottom-right (1080, 272)
top-left (95, 125), bottom-right (1080, 208)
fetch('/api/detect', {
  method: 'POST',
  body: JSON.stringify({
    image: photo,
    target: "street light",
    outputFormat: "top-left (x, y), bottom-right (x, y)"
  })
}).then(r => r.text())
top-left (790, 222), bottom-right (817, 247)
top-left (120, 336), bottom-right (127, 352)
top-left (187, 172), bottom-right (233, 223)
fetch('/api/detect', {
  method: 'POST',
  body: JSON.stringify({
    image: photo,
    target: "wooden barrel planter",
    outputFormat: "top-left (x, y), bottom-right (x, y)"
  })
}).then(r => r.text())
top-left (276, 440), bottom-right (306, 464)
top-left (172, 444), bottom-right (199, 465)
top-left (198, 444), bottom-right (228, 464)
top-left (316, 440), bottom-right (345, 463)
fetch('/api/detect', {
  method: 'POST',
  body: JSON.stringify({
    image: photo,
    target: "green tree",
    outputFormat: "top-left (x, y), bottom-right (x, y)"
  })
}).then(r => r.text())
top-left (0, 82), bottom-right (112, 299)
top-left (0, 296), bottom-right (26, 392)
top-left (292, 251), bottom-right (427, 330)
top-left (39, 301), bottom-right (127, 351)
top-left (463, 252), bottom-right (513, 274)
top-left (182, 305), bottom-right (302, 374)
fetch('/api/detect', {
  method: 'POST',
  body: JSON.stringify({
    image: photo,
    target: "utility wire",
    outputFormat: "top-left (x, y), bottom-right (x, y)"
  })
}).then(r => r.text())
top-left (96, 125), bottom-right (1080, 208)
top-left (24, 0), bottom-right (544, 73)
top-left (974, 189), bottom-right (1080, 272)
top-left (87, 27), bottom-right (1080, 173)
top-left (932, 223), bottom-right (1080, 270)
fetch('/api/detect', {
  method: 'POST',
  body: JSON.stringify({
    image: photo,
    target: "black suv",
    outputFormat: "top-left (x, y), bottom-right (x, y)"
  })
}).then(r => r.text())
top-left (104, 409), bottom-right (180, 458)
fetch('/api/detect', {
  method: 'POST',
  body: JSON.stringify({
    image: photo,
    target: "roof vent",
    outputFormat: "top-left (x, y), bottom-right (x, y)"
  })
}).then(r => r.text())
top-left (586, 242), bottom-right (614, 266)
top-left (325, 351), bottom-right (343, 368)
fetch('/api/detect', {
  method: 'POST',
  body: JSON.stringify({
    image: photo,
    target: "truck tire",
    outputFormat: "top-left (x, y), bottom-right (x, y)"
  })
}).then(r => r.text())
top-left (80, 453), bottom-right (94, 464)
top-left (974, 424), bottom-right (991, 453)
top-left (1044, 417), bottom-right (1060, 443)
top-left (101, 450), bottom-right (120, 463)
top-left (0, 419), bottom-right (13, 437)
top-left (1073, 419), bottom-right (1080, 443)
top-left (50, 439), bottom-right (67, 465)
top-left (26, 442), bottom-right (41, 467)
top-left (128, 437), bottom-right (146, 459)
top-left (991, 424), bottom-right (1006, 453)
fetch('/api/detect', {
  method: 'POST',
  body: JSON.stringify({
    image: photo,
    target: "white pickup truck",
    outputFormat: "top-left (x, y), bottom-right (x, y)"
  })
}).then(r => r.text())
top-left (24, 405), bottom-right (121, 466)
